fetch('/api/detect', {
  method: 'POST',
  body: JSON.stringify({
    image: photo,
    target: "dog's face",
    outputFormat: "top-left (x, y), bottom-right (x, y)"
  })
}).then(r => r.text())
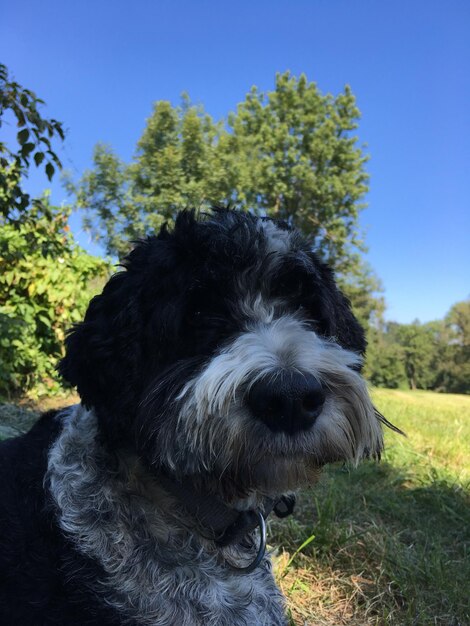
top-left (60, 210), bottom-right (382, 501)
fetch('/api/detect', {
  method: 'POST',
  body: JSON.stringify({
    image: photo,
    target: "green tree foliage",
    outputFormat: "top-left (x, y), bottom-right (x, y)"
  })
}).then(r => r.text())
top-left (388, 321), bottom-right (439, 390)
top-left (225, 73), bottom-right (369, 275)
top-left (435, 300), bottom-right (470, 394)
top-left (71, 73), bottom-right (368, 267)
top-left (337, 260), bottom-right (384, 330)
top-left (365, 302), bottom-right (470, 394)
top-left (225, 73), bottom-right (381, 323)
top-left (0, 63), bottom-right (64, 220)
top-left (69, 72), bottom-right (382, 323)
top-left (0, 200), bottom-right (109, 396)
top-left (364, 327), bottom-right (407, 389)
top-left (68, 96), bottom-right (226, 258)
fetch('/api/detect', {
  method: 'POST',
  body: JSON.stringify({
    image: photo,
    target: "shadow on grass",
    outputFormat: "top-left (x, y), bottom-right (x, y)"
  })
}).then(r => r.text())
top-left (0, 394), bottom-right (77, 440)
top-left (270, 461), bottom-right (470, 625)
top-left (0, 402), bottom-right (40, 439)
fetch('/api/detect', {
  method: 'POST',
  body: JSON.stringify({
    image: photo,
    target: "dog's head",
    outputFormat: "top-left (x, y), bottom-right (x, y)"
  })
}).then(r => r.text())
top-left (60, 209), bottom-right (383, 501)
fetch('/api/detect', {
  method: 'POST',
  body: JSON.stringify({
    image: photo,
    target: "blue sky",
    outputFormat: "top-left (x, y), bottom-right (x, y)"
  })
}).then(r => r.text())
top-left (1, 0), bottom-right (469, 323)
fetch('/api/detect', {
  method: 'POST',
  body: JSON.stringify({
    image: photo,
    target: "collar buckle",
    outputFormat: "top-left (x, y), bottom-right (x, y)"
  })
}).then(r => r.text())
top-left (226, 510), bottom-right (267, 574)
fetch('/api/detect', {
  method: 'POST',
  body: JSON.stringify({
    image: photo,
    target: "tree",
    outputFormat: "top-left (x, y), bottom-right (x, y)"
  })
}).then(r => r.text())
top-left (446, 299), bottom-right (470, 347)
top-left (365, 302), bottom-right (470, 394)
top-left (67, 97), bottom-right (226, 258)
top-left (225, 73), bottom-right (383, 323)
top-left (435, 300), bottom-right (470, 394)
top-left (0, 63), bottom-right (64, 220)
top-left (385, 321), bottom-right (440, 390)
top-left (69, 73), bottom-right (381, 322)
top-left (224, 73), bottom-right (369, 275)
top-left (364, 326), bottom-right (407, 389)
top-left (336, 259), bottom-right (384, 330)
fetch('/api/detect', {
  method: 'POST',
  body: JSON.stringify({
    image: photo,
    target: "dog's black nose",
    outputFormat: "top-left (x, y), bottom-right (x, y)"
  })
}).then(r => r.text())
top-left (247, 371), bottom-right (325, 435)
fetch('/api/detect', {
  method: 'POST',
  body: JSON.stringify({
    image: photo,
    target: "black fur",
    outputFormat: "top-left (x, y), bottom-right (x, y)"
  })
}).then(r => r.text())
top-left (0, 209), bottom-right (367, 624)
top-left (0, 412), bottom-right (120, 624)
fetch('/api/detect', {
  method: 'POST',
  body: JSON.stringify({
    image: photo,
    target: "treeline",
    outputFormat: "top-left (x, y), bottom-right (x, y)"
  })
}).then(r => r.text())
top-left (1, 63), bottom-right (468, 396)
top-left (365, 300), bottom-right (470, 394)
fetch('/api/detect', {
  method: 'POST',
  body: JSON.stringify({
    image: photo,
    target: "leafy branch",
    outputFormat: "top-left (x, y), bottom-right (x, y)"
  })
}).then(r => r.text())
top-left (0, 63), bottom-right (65, 219)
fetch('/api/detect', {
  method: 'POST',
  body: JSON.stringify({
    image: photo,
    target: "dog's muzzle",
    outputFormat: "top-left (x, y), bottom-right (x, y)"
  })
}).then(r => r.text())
top-left (246, 370), bottom-right (325, 435)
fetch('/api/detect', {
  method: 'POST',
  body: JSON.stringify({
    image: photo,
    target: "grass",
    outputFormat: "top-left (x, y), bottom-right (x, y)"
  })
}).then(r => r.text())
top-left (0, 393), bottom-right (77, 440)
top-left (1, 389), bottom-right (469, 624)
top-left (270, 389), bottom-right (470, 625)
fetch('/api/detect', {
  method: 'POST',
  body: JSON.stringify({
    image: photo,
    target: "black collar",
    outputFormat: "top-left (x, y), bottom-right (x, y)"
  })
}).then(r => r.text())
top-left (157, 473), bottom-right (295, 566)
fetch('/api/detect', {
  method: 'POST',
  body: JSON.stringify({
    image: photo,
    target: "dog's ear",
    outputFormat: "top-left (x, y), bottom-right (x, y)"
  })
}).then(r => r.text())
top-left (315, 259), bottom-right (367, 356)
top-left (326, 283), bottom-right (366, 356)
top-left (59, 268), bottom-right (143, 441)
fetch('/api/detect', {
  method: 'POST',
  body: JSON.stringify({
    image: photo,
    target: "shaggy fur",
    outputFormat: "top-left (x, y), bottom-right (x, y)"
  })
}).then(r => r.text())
top-left (0, 209), bottom-right (386, 625)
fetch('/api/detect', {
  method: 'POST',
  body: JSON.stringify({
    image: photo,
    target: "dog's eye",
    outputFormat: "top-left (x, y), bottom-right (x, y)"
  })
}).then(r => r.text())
top-left (275, 277), bottom-right (302, 298)
top-left (187, 310), bottom-right (203, 327)
top-left (272, 262), bottom-right (310, 300)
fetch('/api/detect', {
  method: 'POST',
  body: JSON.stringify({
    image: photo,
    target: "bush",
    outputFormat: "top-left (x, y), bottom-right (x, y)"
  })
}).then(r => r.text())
top-left (0, 202), bottom-right (109, 396)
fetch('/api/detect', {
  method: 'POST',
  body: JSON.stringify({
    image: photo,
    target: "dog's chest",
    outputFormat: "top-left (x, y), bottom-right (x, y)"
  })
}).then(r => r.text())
top-left (107, 548), bottom-right (287, 626)
top-left (66, 520), bottom-right (287, 626)
top-left (47, 407), bottom-right (287, 626)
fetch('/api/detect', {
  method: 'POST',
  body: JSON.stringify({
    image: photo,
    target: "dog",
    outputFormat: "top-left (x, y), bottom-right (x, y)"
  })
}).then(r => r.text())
top-left (0, 209), bottom-right (392, 625)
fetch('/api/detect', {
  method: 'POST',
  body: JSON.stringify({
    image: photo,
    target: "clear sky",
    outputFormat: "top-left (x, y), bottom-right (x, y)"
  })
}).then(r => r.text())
top-left (1, 0), bottom-right (469, 324)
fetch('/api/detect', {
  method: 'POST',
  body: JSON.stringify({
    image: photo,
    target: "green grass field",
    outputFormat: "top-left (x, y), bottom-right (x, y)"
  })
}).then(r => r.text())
top-left (271, 389), bottom-right (470, 625)
top-left (1, 389), bottom-right (469, 625)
